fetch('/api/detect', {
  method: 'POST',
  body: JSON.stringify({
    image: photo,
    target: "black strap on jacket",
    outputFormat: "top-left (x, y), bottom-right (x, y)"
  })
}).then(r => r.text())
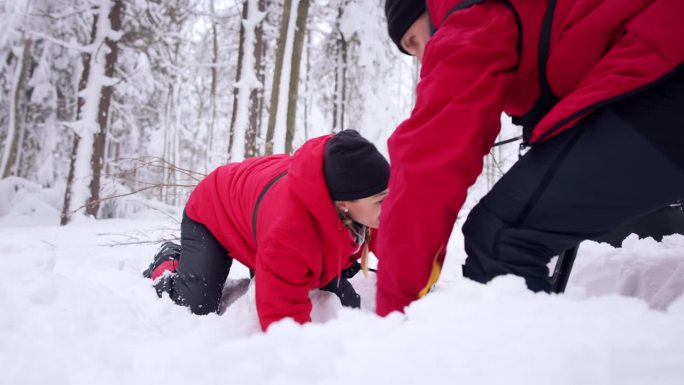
top-left (252, 171), bottom-right (288, 241)
top-left (511, 0), bottom-right (559, 145)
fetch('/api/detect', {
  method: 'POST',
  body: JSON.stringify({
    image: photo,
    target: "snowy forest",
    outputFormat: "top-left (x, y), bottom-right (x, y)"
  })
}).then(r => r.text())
top-left (4, 1), bottom-right (684, 384)
top-left (0, 0), bottom-right (437, 223)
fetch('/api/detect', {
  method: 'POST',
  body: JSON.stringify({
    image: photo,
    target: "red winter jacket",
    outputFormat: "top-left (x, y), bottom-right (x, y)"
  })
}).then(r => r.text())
top-left (186, 135), bottom-right (371, 330)
top-left (376, 0), bottom-right (684, 316)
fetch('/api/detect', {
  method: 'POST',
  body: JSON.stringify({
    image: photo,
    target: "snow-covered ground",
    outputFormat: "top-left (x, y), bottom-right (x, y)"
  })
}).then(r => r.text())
top-left (2, 205), bottom-right (684, 385)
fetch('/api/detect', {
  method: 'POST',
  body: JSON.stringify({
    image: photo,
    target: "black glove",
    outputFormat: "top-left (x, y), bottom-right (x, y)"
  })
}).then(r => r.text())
top-left (320, 276), bottom-right (361, 308)
top-left (341, 261), bottom-right (361, 279)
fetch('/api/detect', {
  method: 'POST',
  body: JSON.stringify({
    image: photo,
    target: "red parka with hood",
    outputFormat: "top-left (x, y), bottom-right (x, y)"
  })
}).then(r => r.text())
top-left (186, 135), bottom-right (370, 330)
top-left (376, 0), bottom-right (684, 316)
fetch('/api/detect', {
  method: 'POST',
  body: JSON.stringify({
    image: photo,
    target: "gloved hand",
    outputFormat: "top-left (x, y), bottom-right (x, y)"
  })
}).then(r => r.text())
top-left (320, 275), bottom-right (361, 308)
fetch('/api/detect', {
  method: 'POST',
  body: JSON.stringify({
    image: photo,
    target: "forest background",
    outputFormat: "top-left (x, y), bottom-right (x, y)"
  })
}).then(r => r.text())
top-left (0, 0), bottom-right (518, 223)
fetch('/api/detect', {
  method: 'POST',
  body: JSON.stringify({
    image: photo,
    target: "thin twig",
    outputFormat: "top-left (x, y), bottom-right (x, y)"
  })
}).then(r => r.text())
top-left (69, 184), bottom-right (193, 215)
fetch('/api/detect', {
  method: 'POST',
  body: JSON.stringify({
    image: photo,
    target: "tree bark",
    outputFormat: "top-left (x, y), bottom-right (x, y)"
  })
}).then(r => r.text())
top-left (61, 0), bottom-right (123, 225)
top-left (206, 0), bottom-right (218, 170)
top-left (228, 0), bottom-right (249, 160)
top-left (339, 36), bottom-right (348, 132)
top-left (303, 26), bottom-right (312, 141)
top-left (86, 0), bottom-right (124, 217)
top-left (1, 37), bottom-right (32, 178)
top-left (331, 4), bottom-right (348, 133)
top-left (161, 83), bottom-right (173, 203)
top-left (332, 36), bottom-right (339, 131)
top-left (61, 11), bottom-right (97, 226)
top-left (284, 0), bottom-right (310, 154)
top-left (229, 0), bottom-right (266, 161)
top-left (245, 0), bottom-right (267, 158)
top-left (332, 37), bottom-right (348, 132)
top-left (264, 0), bottom-right (293, 155)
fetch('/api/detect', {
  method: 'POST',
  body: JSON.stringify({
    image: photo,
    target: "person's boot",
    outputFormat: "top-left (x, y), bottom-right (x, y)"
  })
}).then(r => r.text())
top-left (142, 241), bottom-right (181, 280)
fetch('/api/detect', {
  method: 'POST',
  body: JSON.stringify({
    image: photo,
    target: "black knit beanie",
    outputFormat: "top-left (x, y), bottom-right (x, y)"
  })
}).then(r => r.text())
top-left (385, 0), bottom-right (427, 55)
top-left (324, 130), bottom-right (390, 201)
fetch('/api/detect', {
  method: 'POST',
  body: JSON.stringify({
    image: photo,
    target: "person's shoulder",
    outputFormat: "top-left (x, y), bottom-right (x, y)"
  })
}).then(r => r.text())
top-left (438, 0), bottom-right (520, 34)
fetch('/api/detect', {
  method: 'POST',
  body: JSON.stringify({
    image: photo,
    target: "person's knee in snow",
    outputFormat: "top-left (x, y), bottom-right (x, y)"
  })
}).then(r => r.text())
top-left (462, 203), bottom-right (556, 292)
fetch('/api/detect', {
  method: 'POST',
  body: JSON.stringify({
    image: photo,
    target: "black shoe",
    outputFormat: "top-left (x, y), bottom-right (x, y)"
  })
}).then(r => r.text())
top-left (142, 241), bottom-right (182, 278)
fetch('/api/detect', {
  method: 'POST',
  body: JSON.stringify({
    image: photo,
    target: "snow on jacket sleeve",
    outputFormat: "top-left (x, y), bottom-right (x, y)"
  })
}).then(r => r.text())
top-left (376, 3), bottom-right (519, 316)
top-left (255, 220), bottom-right (322, 331)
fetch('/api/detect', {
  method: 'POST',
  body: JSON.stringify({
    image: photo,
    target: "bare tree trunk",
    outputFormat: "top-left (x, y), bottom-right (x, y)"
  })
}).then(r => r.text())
top-left (228, 0), bottom-right (266, 160)
top-left (61, 0), bottom-right (122, 225)
top-left (339, 37), bottom-right (347, 132)
top-left (303, 26), bottom-right (311, 141)
top-left (12, 37), bottom-right (36, 179)
top-left (332, 36), bottom-right (348, 132)
top-left (105, 140), bottom-right (119, 178)
top-left (172, 78), bottom-right (181, 206)
top-left (61, 12), bottom-right (97, 226)
top-left (256, 50), bottom-right (266, 151)
top-left (86, 0), bottom-right (123, 217)
top-left (228, 1), bottom-right (249, 160)
top-left (162, 38), bottom-right (183, 206)
top-left (256, 2), bottom-right (271, 152)
top-left (332, 36), bottom-right (339, 131)
top-left (0, 52), bottom-right (12, 109)
top-left (230, 0), bottom-right (266, 161)
top-left (1, 37), bottom-right (32, 178)
top-left (284, 0), bottom-right (310, 154)
top-left (206, 0), bottom-right (219, 171)
top-left (331, 4), bottom-right (348, 133)
top-left (264, 0), bottom-right (293, 155)
top-left (245, 0), bottom-right (267, 158)
top-left (161, 84), bottom-right (172, 203)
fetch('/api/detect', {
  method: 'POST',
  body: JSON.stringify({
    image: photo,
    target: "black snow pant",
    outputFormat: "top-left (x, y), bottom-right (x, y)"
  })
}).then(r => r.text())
top-left (155, 212), bottom-right (233, 314)
top-left (462, 71), bottom-right (684, 292)
top-left (154, 213), bottom-right (362, 313)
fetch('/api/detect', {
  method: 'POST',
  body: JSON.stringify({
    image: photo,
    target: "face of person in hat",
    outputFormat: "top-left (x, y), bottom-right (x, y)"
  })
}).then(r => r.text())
top-left (335, 189), bottom-right (389, 229)
top-left (384, 0), bottom-right (431, 62)
top-left (400, 11), bottom-right (431, 62)
top-left (324, 130), bottom-right (390, 229)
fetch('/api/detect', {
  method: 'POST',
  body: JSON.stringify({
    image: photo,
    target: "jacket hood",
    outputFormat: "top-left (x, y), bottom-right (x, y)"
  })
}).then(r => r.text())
top-left (288, 134), bottom-right (336, 221)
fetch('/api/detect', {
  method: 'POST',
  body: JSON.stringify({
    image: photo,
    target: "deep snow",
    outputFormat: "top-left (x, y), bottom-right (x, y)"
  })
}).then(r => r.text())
top-left (1, 207), bottom-right (684, 385)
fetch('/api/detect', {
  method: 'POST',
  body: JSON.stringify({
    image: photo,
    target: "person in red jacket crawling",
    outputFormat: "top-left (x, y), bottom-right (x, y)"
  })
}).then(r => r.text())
top-left (376, 0), bottom-right (684, 316)
top-left (143, 130), bottom-right (389, 331)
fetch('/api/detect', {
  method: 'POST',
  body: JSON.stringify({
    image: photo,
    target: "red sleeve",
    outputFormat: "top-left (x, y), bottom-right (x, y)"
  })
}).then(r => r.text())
top-left (255, 225), bottom-right (320, 331)
top-left (375, 3), bottom-right (519, 316)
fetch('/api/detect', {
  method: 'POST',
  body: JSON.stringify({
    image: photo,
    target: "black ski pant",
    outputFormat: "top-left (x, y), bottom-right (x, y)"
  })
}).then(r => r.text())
top-left (154, 213), bottom-right (362, 313)
top-left (462, 73), bottom-right (684, 292)
top-left (155, 212), bottom-right (233, 314)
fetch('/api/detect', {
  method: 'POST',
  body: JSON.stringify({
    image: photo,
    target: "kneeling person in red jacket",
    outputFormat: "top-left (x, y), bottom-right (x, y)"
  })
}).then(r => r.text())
top-left (376, 0), bottom-right (684, 316)
top-left (143, 130), bottom-right (389, 331)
